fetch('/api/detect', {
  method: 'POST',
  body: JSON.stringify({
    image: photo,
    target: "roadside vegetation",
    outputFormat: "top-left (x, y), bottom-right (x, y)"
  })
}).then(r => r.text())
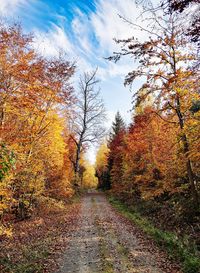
top-left (109, 197), bottom-right (200, 273)
top-left (0, 197), bottom-right (80, 273)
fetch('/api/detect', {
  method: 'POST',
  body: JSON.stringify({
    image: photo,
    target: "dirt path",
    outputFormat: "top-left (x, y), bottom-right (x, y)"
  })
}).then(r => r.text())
top-left (58, 193), bottom-right (181, 273)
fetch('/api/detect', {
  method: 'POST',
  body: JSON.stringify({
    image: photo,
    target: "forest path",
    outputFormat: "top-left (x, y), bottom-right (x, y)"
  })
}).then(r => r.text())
top-left (58, 193), bottom-right (180, 273)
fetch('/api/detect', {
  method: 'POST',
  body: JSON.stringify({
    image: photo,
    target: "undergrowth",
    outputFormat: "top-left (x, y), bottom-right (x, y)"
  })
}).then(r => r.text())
top-left (0, 195), bottom-right (80, 273)
top-left (1, 240), bottom-right (51, 273)
top-left (109, 196), bottom-right (200, 273)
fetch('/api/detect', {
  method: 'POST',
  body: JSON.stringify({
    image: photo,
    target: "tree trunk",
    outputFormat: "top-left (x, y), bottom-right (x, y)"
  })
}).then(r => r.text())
top-left (74, 142), bottom-right (81, 186)
top-left (182, 133), bottom-right (199, 206)
top-left (176, 99), bottom-right (199, 207)
top-left (19, 201), bottom-right (26, 220)
top-left (0, 102), bottom-right (6, 132)
top-left (74, 145), bottom-right (81, 174)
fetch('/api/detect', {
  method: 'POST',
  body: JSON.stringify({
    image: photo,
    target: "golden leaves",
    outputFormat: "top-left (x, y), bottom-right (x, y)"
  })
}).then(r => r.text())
top-left (0, 23), bottom-right (76, 233)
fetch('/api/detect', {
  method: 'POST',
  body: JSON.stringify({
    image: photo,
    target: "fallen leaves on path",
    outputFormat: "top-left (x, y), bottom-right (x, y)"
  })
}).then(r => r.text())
top-left (59, 193), bottom-right (182, 273)
top-left (0, 200), bottom-right (81, 273)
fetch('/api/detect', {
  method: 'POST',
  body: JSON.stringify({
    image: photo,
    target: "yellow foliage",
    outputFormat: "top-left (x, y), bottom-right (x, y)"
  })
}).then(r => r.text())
top-left (0, 225), bottom-right (12, 237)
top-left (95, 143), bottom-right (109, 175)
top-left (82, 160), bottom-right (98, 189)
top-left (0, 23), bottom-right (75, 229)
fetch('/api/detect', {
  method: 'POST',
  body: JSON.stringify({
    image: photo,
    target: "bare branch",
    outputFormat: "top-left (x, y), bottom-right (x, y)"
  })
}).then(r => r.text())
top-left (69, 69), bottom-right (106, 177)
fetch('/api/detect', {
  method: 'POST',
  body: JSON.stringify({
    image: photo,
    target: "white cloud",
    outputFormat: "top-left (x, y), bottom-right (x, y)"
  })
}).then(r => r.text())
top-left (0, 0), bottom-right (31, 16)
top-left (99, 61), bottom-right (134, 80)
top-left (69, 0), bottom-right (146, 79)
top-left (0, 0), bottom-right (22, 14)
top-left (32, 0), bottom-right (145, 80)
top-left (91, 0), bottom-right (144, 54)
top-left (33, 23), bottom-right (93, 74)
top-left (33, 23), bottom-right (73, 57)
top-left (71, 10), bottom-right (92, 55)
top-left (0, 0), bottom-right (149, 78)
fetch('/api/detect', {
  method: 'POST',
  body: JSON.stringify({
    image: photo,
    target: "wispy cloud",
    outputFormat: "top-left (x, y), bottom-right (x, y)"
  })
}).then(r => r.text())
top-left (68, 0), bottom-right (145, 78)
top-left (91, 0), bottom-right (142, 53)
top-left (0, 0), bottom-right (148, 78)
top-left (71, 9), bottom-right (93, 56)
top-left (33, 24), bottom-right (73, 57)
top-left (0, 0), bottom-right (26, 15)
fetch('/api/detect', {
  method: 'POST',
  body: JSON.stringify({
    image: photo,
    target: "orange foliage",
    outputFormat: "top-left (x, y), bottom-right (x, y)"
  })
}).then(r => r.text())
top-left (0, 23), bottom-right (76, 234)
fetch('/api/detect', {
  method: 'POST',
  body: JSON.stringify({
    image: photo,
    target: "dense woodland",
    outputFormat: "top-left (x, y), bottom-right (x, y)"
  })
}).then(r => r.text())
top-left (0, 0), bottom-right (200, 272)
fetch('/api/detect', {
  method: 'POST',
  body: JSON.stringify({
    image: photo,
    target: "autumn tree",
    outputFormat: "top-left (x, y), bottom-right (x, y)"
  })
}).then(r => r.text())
top-left (123, 106), bottom-right (181, 201)
top-left (165, 0), bottom-right (200, 45)
top-left (69, 69), bottom-right (106, 185)
top-left (0, 144), bottom-right (15, 236)
top-left (107, 112), bottom-right (126, 191)
top-left (109, 9), bottom-right (199, 206)
top-left (82, 160), bottom-right (98, 189)
top-left (95, 143), bottom-right (109, 189)
top-left (0, 23), bottom-right (76, 222)
top-left (134, 87), bottom-right (154, 114)
top-left (95, 113), bottom-right (126, 191)
top-left (109, 112), bottom-right (126, 139)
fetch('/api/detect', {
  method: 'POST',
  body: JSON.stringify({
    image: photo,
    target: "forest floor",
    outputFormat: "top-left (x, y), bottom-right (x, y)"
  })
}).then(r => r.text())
top-left (58, 192), bottom-right (181, 273)
top-left (0, 198), bottom-right (81, 273)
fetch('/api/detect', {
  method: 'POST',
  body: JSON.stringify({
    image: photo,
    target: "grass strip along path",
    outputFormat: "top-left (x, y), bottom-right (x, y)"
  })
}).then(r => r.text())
top-left (109, 196), bottom-right (200, 273)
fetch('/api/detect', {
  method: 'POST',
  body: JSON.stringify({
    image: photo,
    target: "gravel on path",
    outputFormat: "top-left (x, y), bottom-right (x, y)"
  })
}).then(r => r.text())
top-left (58, 193), bottom-right (181, 273)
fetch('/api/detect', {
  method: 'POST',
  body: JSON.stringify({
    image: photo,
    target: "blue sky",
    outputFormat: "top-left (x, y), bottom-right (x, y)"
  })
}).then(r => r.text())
top-left (0, 0), bottom-right (149, 162)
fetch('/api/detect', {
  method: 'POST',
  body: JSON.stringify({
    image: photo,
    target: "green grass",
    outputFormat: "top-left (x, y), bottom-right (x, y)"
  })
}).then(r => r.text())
top-left (109, 196), bottom-right (200, 273)
top-left (94, 215), bottom-right (114, 273)
top-left (100, 237), bottom-right (114, 273)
